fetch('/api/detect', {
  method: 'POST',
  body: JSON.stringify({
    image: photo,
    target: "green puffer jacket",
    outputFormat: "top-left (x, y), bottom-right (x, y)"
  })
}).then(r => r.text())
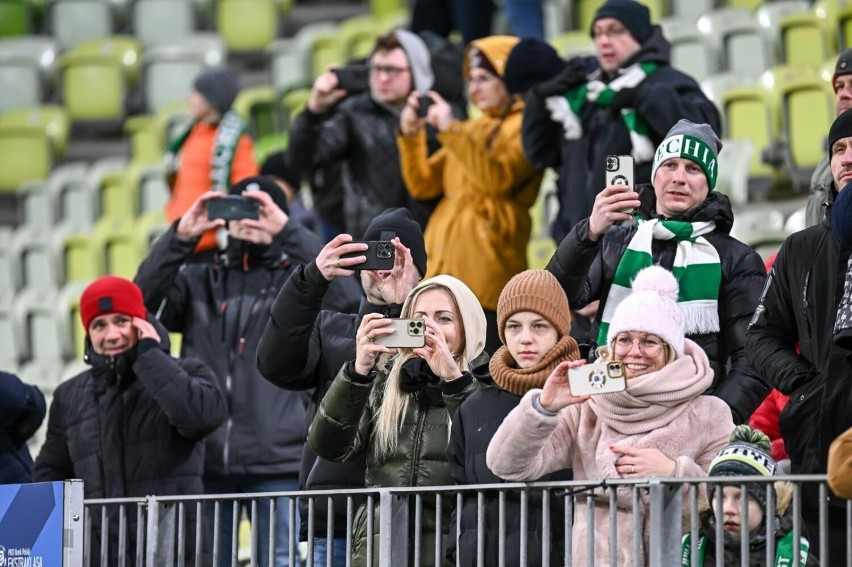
top-left (308, 355), bottom-right (487, 567)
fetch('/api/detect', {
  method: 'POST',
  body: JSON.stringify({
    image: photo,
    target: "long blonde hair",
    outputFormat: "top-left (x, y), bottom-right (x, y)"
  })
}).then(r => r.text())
top-left (372, 281), bottom-right (481, 459)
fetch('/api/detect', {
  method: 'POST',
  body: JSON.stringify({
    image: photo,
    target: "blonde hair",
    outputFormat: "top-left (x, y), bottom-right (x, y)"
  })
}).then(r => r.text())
top-left (372, 284), bottom-right (471, 458)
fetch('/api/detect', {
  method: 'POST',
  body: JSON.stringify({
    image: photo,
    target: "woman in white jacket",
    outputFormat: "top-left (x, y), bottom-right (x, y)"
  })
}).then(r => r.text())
top-left (486, 265), bottom-right (735, 567)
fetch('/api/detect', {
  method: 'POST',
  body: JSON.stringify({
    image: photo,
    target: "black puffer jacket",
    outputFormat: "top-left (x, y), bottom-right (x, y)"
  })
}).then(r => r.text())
top-left (522, 27), bottom-right (722, 241)
top-left (0, 371), bottom-right (45, 484)
top-left (747, 212), bottom-right (852, 478)
top-left (134, 222), bottom-right (356, 477)
top-left (448, 368), bottom-right (572, 567)
top-left (256, 260), bottom-right (400, 540)
top-left (289, 92), bottom-right (437, 237)
top-left (547, 187), bottom-right (768, 422)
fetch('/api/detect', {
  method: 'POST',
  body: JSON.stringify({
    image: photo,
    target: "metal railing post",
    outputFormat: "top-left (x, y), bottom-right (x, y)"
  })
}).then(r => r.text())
top-left (63, 480), bottom-right (85, 567)
top-left (647, 480), bottom-right (682, 566)
top-left (144, 495), bottom-right (176, 567)
top-left (379, 490), bottom-right (409, 567)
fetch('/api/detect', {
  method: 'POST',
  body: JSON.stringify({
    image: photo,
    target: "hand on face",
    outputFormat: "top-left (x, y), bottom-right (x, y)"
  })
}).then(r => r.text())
top-left (412, 316), bottom-right (462, 381)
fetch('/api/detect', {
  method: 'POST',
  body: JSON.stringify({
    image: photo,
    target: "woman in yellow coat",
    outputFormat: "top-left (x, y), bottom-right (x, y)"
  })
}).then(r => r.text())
top-left (398, 35), bottom-right (544, 353)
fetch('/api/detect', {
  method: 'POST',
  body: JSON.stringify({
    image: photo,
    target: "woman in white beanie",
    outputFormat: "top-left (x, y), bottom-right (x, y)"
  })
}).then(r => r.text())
top-left (486, 265), bottom-right (735, 566)
top-left (308, 275), bottom-right (488, 567)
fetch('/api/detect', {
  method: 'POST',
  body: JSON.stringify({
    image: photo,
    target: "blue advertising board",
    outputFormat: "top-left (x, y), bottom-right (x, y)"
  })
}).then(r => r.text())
top-left (0, 481), bottom-right (63, 567)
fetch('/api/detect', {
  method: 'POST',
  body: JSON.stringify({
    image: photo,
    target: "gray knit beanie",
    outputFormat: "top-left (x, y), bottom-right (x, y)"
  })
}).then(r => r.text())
top-left (651, 119), bottom-right (723, 190)
top-left (193, 66), bottom-right (241, 115)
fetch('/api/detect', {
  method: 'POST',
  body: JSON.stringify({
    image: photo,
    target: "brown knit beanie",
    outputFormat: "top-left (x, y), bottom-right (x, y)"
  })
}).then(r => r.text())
top-left (497, 270), bottom-right (571, 344)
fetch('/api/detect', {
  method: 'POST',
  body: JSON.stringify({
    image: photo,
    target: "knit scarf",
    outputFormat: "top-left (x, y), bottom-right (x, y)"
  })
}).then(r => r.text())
top-left (545, 62), bottom-right (658, 162)
top-left (597, 218), bottom-right (722, 346)
top-left (589, 339), bottom-right (713, 435)
top-left (681, 529), bottom-right (807, 567)
top-left (489, 336), bottom-right (581, 396)
top-left (164, 110), bottom-right (246, 192)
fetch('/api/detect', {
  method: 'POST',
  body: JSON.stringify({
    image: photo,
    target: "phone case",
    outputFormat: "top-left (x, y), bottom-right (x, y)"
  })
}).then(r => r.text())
top-left (605, 154), bottom-right (635, 214)
top-left (207, 196), bottom-right (260, 221)
top-left (333, 67), bottom-right (369, 93)
top-left (340, 241), bottom-right (395, 271)
top-left (567, 361), bottom-right (627, 396)
top-left (374, 319), bottom-right (426, 348)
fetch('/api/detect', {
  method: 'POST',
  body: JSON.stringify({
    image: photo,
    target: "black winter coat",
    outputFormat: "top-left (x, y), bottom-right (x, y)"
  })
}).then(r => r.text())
top-left (747, 214), bottom-right (852, 479)
top-left (547, 187), bottom-right (768, 422)
top-left (448, 368), bottom-right (572, 567)
top-left (0, 371), bottom-right (45, 484)
top-left (522, 27), bottom-right (722, 241)
top-left (256, 260), bottom-right (399, 539)
top-left (133, 222), bottom-right (356, 477)
top-left (32, 322), bottom-right (226, 564)
top-left (289, 92), bottom-right (436, 237)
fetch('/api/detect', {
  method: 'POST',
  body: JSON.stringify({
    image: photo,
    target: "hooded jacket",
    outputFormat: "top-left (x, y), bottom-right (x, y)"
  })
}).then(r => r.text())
top-left (547, 186), bottom-right (768, 423)
top-left (32, 317), bottom-right (226, 564)
top-left (289, 31), bottom-right (438, 238)
top-left (522, 27), bottom-right (722, 241)
top-left (133, 221), bottom-right (347, 477)
top-left (486, 339), bottom-right (734, 567)
top-left (308, 275), bottom-right (488, 567)
top-left (398, 36), bottom-right (544, 311)
top-left (0, 372), bottom-right (45, 484)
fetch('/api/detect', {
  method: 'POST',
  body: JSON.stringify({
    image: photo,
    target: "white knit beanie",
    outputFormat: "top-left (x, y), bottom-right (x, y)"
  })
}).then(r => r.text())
top-left (606, 265), bottom-right (686, 357)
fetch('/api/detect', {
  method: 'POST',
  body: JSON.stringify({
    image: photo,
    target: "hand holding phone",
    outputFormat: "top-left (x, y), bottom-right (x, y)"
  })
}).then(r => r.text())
top-left (332, 66), bottom-right (369, 94)
top-left (373, 318), bottom-right (426, 348)
top-left (605, 154), bottom-right (636, 215)
top-left (207, 195), bottom-right (260, 221)
top-left (417, 94), bottom-right (433, 118)
top-left (567, 361), bottom-right (627, 396)
top-left (340, 240), bottom-right (395, 271)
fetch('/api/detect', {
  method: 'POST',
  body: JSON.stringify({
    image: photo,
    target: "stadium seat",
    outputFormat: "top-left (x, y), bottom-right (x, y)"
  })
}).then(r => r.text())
top-left (0, 0), bottom-right (29, 37)
top-left (13, 286), bottom-right (64, 363)
top-left (0, 295), bottom-right (22, 369)
top-left (59, 49), bottom-right (126, 122)
top-left (721, 85), bottom-right (777, 181)
top-left (233, 86), bottom-right (280, 140)
top-left (48, 0), bottom-right (114, 51)
top-left (667, 0), bottom-right (715, 23)
top-left (92, 215), bottom-right (138, 279)
top-left (12, 223), bottom-right (61, 290)
top-left (785, 206), bottom-right (807, 234)
top-left (61, 230), bottom-right (102, 284)
top-left (0, 105), bottom-right (70, 156)
top-left (0, 52), bottom-right (43, 114)
top-left (216, 0), bottom-right (277, 54)
top-left (0, 36), bottom-right (58, 88)
top-left (0, 125), bottom-right (52, 192)
top-left (131, 0), bottom-right (197, 49)
top-left (699, 7), bottom-right (772, 77)
top-left (135, 164), bottom-right (170, 214)
top-left (0, 227), bottom-right (17, 298)
top-left (730, 208), bottom-right (789, 260)
top-left (837, 6), bottom-right (852, 50)
top-left (549, 30), bottom-right (595, 59)
top-left (140, 43), bottom-right (208, 115)
top-left (700, 71), bottom-right (759, 115)
top-left (715, 138), bottom-right (754, 206)
top-left (57, 280), bottom-right (90, 361)
top-left (660, 17), bottom-right (717, 83)
top-left (18, 359), bottom-right (64, 394)
top-left (133, 209), bottom-right (168, 259)
top-left (17, 180), bottom-right (54, 228)
top-left (779, 12), bottom-right (833, 71)
top-left (754, 1), bottom-right (811, 64)
top-left (86, 155), bottom-right (129, 218)
top-left (47, 161), bottom-right (95, 229)
top-left (71, 36), bottom-right (141, 86)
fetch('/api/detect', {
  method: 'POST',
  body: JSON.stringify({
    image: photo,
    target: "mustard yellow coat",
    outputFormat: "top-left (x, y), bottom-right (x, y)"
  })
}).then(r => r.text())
top-left (398, 100), bottom-right (543, 310)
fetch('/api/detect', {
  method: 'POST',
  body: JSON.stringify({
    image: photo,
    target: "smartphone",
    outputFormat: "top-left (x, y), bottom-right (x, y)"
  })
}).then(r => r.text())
top-left (417, 94), bottom-right (433, 118)
top-left (207, 195), bottom-right (260, 221)
top-left (340, 240), bottom-right (395, 271)
top-left (605, 154), bottom-right (635, 215)
top-left (373, 318), bottom-right (426, 348)
top-left (332, 65), bottom-right (369, 94)
top-left (567, 361), bottom-right (627, 396)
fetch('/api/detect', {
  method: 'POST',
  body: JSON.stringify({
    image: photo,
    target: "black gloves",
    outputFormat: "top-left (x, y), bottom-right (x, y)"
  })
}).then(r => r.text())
top-left (609, 87), bottom-right (638, 110)
top-left (533, 56), bottom-right (593, 98)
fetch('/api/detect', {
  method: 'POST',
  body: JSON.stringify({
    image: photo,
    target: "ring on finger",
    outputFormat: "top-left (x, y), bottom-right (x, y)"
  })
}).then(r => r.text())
top-left (631, 465), bottom-right (635, 474)
top-left (367, 333), bottom-right (373, 342)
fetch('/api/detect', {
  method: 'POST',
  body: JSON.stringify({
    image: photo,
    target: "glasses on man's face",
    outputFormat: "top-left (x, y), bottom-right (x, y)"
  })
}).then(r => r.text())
top-left (592, 26), bottom-right (629, 40)
top-left (369, 65), bottom-right (410, 78)
top-left (613, 334), bottom-right (664, 356)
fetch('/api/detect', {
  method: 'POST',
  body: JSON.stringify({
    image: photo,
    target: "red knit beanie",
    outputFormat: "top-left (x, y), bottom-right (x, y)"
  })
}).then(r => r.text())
top-left (80, 276), bottom-right (147, 333)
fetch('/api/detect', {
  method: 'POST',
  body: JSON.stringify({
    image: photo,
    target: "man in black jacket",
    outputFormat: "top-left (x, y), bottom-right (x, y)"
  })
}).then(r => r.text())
top-left (747, 110), bottom-right (852, 561)
top-left (522, 0), bottom-right (721, 242)
top-left (134, 177), bottom-right (355, 567)
top-left (547, 119), bottom-right (767, 424)
top-left (289, 30), bottom-right (438, 237)
top-left (256, 207), bottom-right (426, 567)
top-left (34, 276), bottom-right (227, 566)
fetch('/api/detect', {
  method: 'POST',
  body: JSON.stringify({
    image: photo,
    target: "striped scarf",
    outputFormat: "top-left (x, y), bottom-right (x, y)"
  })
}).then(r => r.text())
top-left (597, 218), bottom-right (722, 346)
top-left (545, 61), bottom-right (658, 163)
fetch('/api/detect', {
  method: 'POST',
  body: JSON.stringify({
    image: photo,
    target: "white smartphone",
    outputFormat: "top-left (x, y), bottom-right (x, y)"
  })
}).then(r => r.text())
top-left (605, 154), bottom-right (635, 214)
top-left (373, 318), bottom-right (427, 348)
top-left (567, 361), bottom-right (627, 396)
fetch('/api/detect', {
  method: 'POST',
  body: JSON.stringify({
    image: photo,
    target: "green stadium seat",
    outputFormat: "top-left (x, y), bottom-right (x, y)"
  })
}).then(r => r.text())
top-left (0, 105), bottom-right (70, 156)
top-left (0, 125), bottom-right (52, 191)
top-left (92, 215), bottom-right (138, 279)
top-left (549, 30), bottom-right (595, 59)
top-left (72, 36), bottom-right (141, 86)
top-left (133, 209), bottom-right (168, 259)
top-left (754, 1), bottom-right (811, 64)
top-left (216, 0), bottom-right (277, 53)
top-left (721, 85), bottom-right (777, 181)
top-left (59, 49), bottom-right (126, 122)
top-left (61, 231), bottom-right (102, 283)
top-left (0, 0), bottom-right (30, 37)
top-left (233, 85), bottom-right (280, 140)
top-left (779, 12), bottom-right (833, 71)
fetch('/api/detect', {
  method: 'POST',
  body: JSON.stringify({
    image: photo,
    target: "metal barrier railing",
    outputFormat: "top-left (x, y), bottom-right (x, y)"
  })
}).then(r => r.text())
top-left (79, 475), bottom-right (840, 567)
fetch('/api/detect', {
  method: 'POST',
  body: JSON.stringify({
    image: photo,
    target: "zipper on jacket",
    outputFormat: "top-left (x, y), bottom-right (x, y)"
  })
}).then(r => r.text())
top-left (409, 399), bottom-right (428, 487)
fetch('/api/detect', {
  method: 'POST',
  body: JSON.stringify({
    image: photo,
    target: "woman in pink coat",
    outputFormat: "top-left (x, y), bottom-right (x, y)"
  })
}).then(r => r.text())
top-left (486, 265), bottom-right (735, 567)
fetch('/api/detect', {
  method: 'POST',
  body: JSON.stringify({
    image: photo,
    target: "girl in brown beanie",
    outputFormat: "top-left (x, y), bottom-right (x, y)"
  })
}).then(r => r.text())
top-left (447, 269), bottom-right (580, 566)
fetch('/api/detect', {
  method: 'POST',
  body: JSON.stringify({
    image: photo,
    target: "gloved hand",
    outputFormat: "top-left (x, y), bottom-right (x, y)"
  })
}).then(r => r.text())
top-left (609, 87), bottom-right (638, 110)
top-left (533, 57), bottom-right (591, 98)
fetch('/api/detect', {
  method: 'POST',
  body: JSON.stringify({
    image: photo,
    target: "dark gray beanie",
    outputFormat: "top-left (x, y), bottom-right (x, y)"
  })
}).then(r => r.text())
top-left (193, 66), bottom-right (241, 115)
top-left (592, 0), bottom-right (653, 44)
top-left (361, 208), bottom-right (427, 277)
top-left (651, 119), bottom-right (723, 190)
top-left (829, 108), bottom-right (852, 155)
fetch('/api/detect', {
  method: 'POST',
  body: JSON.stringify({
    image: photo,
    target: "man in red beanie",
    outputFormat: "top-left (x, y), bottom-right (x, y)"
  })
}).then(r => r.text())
top-left (33, 275), bottom-right (227, 566)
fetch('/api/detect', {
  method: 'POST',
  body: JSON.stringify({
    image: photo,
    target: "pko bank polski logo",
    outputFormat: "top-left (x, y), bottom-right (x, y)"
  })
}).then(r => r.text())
top-left (0, 545), bottom-right (6, 567)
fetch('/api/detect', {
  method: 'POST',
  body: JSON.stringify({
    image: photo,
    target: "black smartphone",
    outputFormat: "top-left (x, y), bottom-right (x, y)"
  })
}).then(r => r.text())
top-left (340, 240), bottom-right (395, 271)
top-left (417, 94), bottom-right (433, 118)
top-left (332, 66), bottom-right (369, 93)
top-left (207, 195), bottom-right (260, 221)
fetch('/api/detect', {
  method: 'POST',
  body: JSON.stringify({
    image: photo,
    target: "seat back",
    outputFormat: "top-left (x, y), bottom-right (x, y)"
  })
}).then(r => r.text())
top-left (216, 0), bottom-right (277, 53)
top-left (0, 126), bottom-right (52, 191)
top-left (92, 215), bottom-right (138, 279)
top-left (14, 287), bottom-right (64, 363)
top-left (57, 280), bottom-right (90, 361)
top-left (50, 0), bottom-right (113, 51)
top-left (13, 223), bottom-right (60, 290)
top-left (59, 52), bottom-right (126, 121)
top-left (0, 227), bottom-right (18, 298)
top-left (780, 13), bottom-right (832, 70)
top-left (142, 46), bottom-right (207, 114)
top-left (722, 86), bottom-right (777, 179)
top-left (0, 296), bottom-right (22, 369)
top-left (132, 0), bottom-right (196, 49)
top-left (0, 56), bottom-right (42, 113)
top-left (715, 138), bottom-right (754, 206)
top-left (17, 180), bottom-right (55, 227)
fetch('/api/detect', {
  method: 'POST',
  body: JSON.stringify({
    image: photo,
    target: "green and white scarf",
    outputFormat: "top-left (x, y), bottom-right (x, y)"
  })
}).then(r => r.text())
top-left (545, 61), bottom-right (658, 162)
top-left (597, 218), bottom-right (722, 346)
top-left (681, 530), bottom-right (810, 566)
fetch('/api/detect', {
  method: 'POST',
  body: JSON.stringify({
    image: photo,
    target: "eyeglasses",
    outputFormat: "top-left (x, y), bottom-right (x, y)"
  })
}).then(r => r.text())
top-left (613, 334), bottom-right (665, 356)
top-left (369, 65), bottom-right (410, 78)
top-left (592, 26), bottom-right (629, 40)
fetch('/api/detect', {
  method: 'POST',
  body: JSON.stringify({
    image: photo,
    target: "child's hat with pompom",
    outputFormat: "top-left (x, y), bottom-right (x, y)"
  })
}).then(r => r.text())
top-left (606, 265), bottom-right (686, 356)
top-left (708, 425), bottom-right (777, 509)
